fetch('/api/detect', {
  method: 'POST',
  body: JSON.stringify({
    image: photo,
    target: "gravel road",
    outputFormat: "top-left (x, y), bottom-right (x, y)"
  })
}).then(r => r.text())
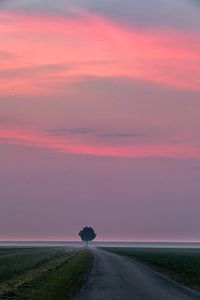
top-left (78, 248), bottom-right (200, 300)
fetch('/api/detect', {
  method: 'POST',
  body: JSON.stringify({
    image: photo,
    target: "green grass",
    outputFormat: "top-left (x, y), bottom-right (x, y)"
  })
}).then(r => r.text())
top-left (18, 249), bottom-right (93, 300)
top-left (104, 247), bottom-right (200, 290)
top-left (0, 248), bottom-right (67, 282)
top-left (0, 248), bottom-right (36, 257)
top-left (0, 248), bottom-right (93, 300)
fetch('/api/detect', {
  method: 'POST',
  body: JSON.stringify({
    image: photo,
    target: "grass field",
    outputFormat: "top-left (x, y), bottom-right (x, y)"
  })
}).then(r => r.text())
top-left (0, 247), bottom-right (93, 300)
top-left (105, 247), bottom-right (200, 290)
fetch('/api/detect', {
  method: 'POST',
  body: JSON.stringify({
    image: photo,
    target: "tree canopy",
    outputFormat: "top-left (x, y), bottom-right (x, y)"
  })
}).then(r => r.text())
top-left (79, 226), bottom-right (96, 244)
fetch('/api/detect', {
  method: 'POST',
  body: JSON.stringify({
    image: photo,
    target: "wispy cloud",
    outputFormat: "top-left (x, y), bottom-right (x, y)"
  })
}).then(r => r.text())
top-left (1, 0), bottom-right (200, 29)
top-left (99, 133), bottom-right (145, 138)
top-left (48, 128), bottom-right (146, 139)
top-left (0, 129), bottom-right (200, 159)
top-left (0, 9), bottom-right (199, 95)
top-left (48, 128), bottom-right (97, 136)
top-left (0, 50), bottom-right (17, 60)
top-left (0, 127), bottom-right (199, 159)
top-left (0, 63), bottom-right (69, 79)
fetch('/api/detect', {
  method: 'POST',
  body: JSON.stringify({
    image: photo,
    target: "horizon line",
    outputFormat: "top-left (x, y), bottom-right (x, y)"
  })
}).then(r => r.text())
top-left (1, 240), bottom-right (200, 243)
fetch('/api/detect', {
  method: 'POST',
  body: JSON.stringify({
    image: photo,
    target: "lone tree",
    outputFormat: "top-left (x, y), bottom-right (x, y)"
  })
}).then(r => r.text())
top-left (79, 226), bottom-right (96, 246)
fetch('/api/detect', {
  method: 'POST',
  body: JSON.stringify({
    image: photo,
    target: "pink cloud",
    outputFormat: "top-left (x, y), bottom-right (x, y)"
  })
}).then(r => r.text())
top-left (0, 127), bottom-right (200, 159)
top-left (0, 10), bottom-right (199, 95)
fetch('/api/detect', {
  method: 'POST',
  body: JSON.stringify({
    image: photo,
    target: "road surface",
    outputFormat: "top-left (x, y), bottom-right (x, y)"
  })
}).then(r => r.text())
top-left (78, 248), bottom-right (200, 300)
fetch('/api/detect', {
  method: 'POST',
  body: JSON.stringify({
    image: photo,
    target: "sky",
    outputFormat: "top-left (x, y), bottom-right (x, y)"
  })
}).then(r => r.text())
top-left (0, 0), bottom-right (200, 241)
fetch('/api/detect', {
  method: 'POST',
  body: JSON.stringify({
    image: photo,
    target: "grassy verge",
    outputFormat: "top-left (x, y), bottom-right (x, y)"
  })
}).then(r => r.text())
top-left (0, 248), bottom-right (36, 257)
top-left (1, 249), bottom-right (93, 300)
top-left (0, 248), bottom-right (67, 282)
top-left (104, 247), bottom-right (200, 290)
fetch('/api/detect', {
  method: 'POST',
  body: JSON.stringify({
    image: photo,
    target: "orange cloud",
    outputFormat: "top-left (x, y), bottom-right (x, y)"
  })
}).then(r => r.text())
top-left (0, 127), bottom-right (199, 159)
top-left (0, 10), bottom-right (199, 95)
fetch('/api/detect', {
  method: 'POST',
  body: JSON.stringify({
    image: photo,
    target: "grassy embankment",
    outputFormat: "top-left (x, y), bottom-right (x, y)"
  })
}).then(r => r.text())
top-left (0, 247), bottom-right (93, 300)
top-left (105, 247), bottom-right (200, 290)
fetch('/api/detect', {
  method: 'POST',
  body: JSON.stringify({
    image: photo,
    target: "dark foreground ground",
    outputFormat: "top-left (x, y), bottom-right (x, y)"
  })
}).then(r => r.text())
top-left (0, 247), bottom-right (92, 299)
top-left (1, 246), bottom-right (200, 299)
top-left (77, 248), bottom-right (200, 300)
top-left (105, 247), bottom-right (200, 291)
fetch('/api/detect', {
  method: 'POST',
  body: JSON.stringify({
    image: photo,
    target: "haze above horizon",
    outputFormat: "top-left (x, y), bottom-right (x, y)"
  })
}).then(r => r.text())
top-left (0, 0), bottom-right (199, 241)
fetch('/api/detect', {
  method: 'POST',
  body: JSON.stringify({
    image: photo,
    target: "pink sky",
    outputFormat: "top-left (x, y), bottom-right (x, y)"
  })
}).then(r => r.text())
top-left (0, 0), bottom-right (200, 241)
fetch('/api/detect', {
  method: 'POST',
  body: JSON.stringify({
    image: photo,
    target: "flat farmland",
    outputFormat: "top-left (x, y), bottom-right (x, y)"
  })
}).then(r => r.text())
top-left (0, 247), bottom-right (92, 300)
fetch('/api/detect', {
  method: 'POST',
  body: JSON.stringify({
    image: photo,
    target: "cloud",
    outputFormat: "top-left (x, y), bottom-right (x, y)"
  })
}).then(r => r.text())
top-left (48, 128), bottom-right (97, 136)
top-left (0, 127), bottom-right (200, 159)
top-left (1, 0), bottom-right (200, 29)
top-left (0, 9), bottom-right (199, 95)
top-left (99, 133), bottom-right (145, 138)
top-left (0, 50), bottom-right (17, 60)
top-left (48, 128), bottom-right (146, 139)
top-left (0, 63), bottom-right (69, 79)
top-left (84, 0), bottom-right (200, 29)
